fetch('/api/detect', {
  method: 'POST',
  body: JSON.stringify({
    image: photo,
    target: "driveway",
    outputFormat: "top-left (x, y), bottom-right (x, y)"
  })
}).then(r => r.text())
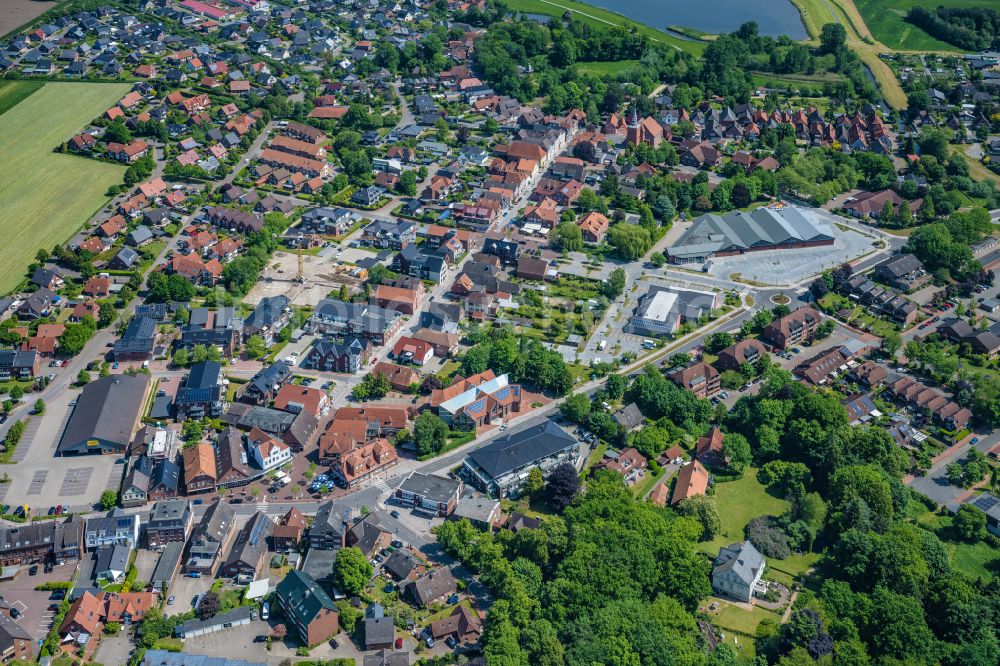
top-left (94, 629), bottom-right (133, 665)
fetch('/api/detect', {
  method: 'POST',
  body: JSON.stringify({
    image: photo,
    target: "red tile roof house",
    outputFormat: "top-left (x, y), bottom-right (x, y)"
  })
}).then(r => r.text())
top-left (762, 307), bottom-right (822, 350)
top-left (60, 591), bottom-right (103, 645)
top-left (597, 446), bottom-right (648, 485)
top-left (694, 427), bottom-right (727, 467)
top-left (371, 361), bottom-right (419, 392)
top-left (83, 276), bottom-right (112, 298)
top-left (671, 459), bottom-right (709, 505)
top-left (392, 337), bottom-right (434, 366)
top-left (274, 384), bottom-right (329, 418)
top-left (374, 284), bottom-right (423, 315)
top-left (271, 507), bottom-right (307, 552)
top-left (577, 211), bottom-right (609, 243)
top-left (106, 140), bottom-right (149, 163)
top-left (97, 215), bottom-right (127, 238)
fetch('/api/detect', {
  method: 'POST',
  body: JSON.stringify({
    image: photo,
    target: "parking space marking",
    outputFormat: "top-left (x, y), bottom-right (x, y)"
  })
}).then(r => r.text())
top-left (11, 418), bottom-right (41, 463)
top-left (104, 460), bottom-right (126, 494)
top-left (59, 467), bottom-right (94, 496)
top-left (26, 470), bottom-right (48, 496)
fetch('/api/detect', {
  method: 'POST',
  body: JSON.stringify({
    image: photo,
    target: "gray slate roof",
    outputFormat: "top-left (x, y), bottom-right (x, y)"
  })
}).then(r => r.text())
top-left (669, 207), bottom-right (833, 260)
top-left (58, 374), bottom-right (149, 453)
top-left (712, 540), bottom-right (764, 587)
top-left (466, 420), bottom-right (576, 479)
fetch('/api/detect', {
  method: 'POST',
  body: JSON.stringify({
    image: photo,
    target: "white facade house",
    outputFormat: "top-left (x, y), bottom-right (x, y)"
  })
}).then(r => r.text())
top-left (711, 541), bottom-right (765, 603)
top-left (85, 510), bottom-right (141, 550)
top-left (250, 434), bottom-right (292, 471)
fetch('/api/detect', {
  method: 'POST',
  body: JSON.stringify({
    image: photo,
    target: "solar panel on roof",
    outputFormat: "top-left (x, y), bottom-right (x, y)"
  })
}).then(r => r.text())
top-left (248, 516), bottom-right (269, 546)
top-left (972, 494), bottom-right (999, 512)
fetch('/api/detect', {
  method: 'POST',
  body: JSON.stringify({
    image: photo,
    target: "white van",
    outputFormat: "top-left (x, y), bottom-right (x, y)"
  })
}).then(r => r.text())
top-left (642, 339), bottom-right (656, 349)
top-left (261, 601), bottom-right (270, 620)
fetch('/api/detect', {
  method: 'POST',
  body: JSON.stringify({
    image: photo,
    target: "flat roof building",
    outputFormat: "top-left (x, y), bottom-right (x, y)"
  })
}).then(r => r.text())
top-left (626, 285), bottom-right (722, 338)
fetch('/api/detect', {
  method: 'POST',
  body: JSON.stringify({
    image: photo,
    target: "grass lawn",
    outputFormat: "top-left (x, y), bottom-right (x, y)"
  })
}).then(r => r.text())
top-left (505, 0), bottom-right (704, 55)
top-left (751, 71), bottom-right (844, 90)
top-left (953, 147), bottom-right (1000, 188)
top-left (583, 442), bottom-right (610, 474)
top-left (0, 80), bottom-right (43, 116)
top-left (854, 0), bottom-right (997, 52)
top-left (708, 600), bottom-right (782, 636)
top-left (906, 509), bottom-right (999, 579)
top-left (574, 59), bottom-right (640, 76)
top-left (766, 552), bottom-right (821, 586)
top-left (0, 81), bottom-right (130, 293)
top-left (699, 469), bottom-right (789, 557)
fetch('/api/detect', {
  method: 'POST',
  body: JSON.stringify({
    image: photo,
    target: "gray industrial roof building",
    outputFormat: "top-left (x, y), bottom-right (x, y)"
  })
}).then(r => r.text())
top-left (58, 374), bottom-right (150, 455)
top-left (667, 207), bottom-right (834, 263)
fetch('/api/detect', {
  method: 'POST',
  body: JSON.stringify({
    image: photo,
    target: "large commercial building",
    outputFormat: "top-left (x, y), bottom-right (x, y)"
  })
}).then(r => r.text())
top-left (462, 420), bottom-right (579, 498)
top-left (625, 285), bottom-right (722, 337)
top-left (667, 207), bottom-right (834, 264)
top-left (57, 375), bottom-right (150, 455)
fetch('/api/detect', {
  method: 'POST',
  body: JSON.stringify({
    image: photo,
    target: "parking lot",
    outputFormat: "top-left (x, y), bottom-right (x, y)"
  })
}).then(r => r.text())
top-left (1, 387), bottom-right (122, 511)
top-left (133, 549), bottom-right (161, 584)
top-left (164, 571), bottom-right (216, 617)
top-left (0, 562), bottom-right (75, 643)
top-left (179, 615), bottom-right (377, 665)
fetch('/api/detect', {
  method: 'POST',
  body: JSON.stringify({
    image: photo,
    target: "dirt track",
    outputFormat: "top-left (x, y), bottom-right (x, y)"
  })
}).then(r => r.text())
top-left (0, 1), bottom-right (56, 39)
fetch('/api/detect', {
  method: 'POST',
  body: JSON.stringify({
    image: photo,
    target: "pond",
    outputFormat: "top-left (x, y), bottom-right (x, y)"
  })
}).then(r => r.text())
top-left (571, 0), bottom-right (808, 40)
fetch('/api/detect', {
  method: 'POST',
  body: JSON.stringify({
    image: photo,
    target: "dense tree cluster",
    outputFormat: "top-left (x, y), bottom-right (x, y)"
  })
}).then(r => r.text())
top-left (904, 207), bottom-right (993, 282)
top-left (907, 6), bottom-right (1000, 51)
top-left (701, 22), bottom-right (877, 104)
top-left (461, 326), bottom-right (573, 395)
top-left (434, 471), bottom-right (713, 666)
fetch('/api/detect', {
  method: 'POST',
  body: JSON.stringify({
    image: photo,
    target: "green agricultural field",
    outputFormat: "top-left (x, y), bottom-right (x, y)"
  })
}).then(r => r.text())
top-left (854, 0), bottom-right (999, 52)
top-left (0, 80), bottom-right (42, 116)
top-left (0, 81), bottom-right (129, 293)
top-left (505, 0), bottom-right (704, 55)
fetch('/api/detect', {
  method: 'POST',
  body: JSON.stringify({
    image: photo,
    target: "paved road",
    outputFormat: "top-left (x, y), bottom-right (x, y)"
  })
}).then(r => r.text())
top-left (907, 430), bottom-right (1000, 509)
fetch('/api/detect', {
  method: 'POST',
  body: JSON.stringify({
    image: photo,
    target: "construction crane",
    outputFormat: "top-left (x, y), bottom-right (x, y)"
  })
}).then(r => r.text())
top-left (294, 236), bottom-right (305, 283)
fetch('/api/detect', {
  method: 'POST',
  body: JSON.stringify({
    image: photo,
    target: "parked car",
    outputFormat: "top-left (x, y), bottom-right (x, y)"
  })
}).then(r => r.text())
top-left (390, 510), bottom-right (401, 519)
top-left (28, 565), bottom-right (38, 576)
top-left (167, 596), bottom-right (175, 605)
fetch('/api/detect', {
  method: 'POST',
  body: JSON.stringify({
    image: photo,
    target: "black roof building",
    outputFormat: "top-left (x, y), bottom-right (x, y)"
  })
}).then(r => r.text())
top-left (462, 420), bottom-right (579, 497)
top-left (176, 361), bottom-right (226, 418)
top-left (243, 295), bottom-right (289, 339)
top-left (113, 316), bottom-right (156, 360)
top-left (58, 375), bottom-right (150, 455)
